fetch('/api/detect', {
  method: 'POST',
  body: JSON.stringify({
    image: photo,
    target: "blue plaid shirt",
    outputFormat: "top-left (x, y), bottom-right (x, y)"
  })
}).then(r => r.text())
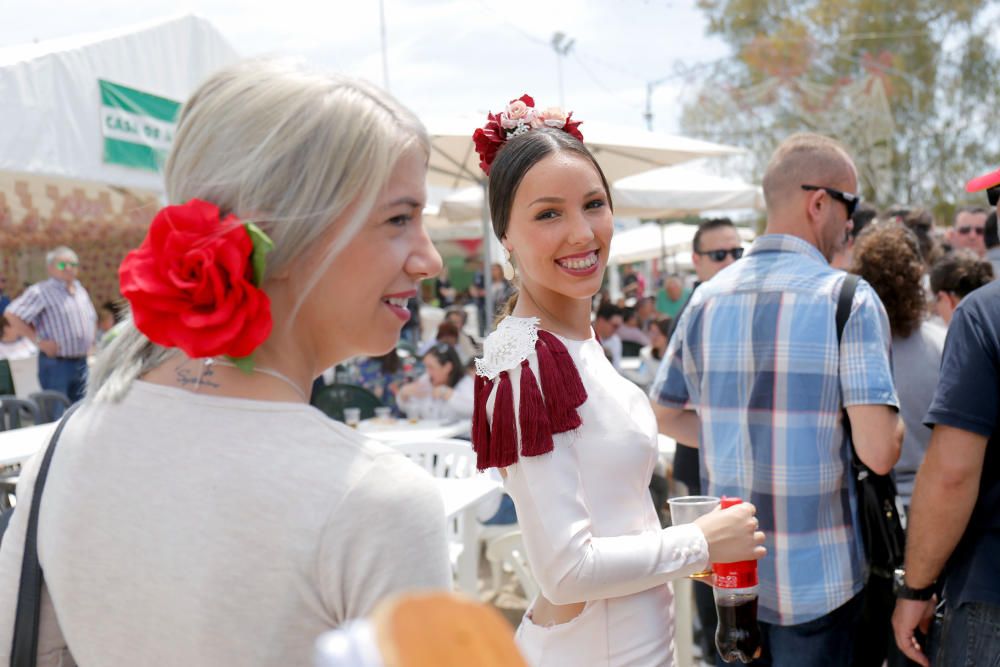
top-left (651, 234), bottom-right (898, 625)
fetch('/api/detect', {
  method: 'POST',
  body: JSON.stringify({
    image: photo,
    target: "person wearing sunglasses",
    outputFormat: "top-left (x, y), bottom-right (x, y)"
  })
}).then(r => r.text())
top-left (670, 216), bottom-right (747, 659)
top-left (691, 217), bottom-right (745, 280)
top-left (891, 163), bottom-right (1000, 666)
top-left (655, 133), bottom-right (902, 665)
top-left (948, 206), bottom-right (990, 257)
top-left (4, 245), bottom-right (96, 406)
top-left (985, 211), bottom-right (1000, 277)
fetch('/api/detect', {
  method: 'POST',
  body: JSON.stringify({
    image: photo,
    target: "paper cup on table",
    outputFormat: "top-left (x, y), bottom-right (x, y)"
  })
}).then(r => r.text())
top-left (667, 495), bottom-right (720, 578)
top-left (374, 406), bottom-right (391, 421)
top-left (343, 407), bottom-right (361, 428)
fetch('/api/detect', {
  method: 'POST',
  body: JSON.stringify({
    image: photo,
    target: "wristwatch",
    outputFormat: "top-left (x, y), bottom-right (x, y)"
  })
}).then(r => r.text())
top-left (893, 568), bottom-right (936, 601)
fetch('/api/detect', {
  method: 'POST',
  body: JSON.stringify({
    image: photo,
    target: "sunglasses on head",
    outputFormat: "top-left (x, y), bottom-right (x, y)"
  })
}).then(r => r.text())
top-left (801, 184), bottom-right (860, 217)
top-left (698, 247), bottom-right (745, 262)
top-left (956, 226), bottom-right (984, 236)
top-left (56, 261), bottom-right (78, 270)
top-left (988, 185), bottom-right (1000, 207)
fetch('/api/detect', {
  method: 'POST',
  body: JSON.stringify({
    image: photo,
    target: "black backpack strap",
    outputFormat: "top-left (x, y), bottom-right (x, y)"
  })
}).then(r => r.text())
top-left (836, 274), bottom-right (859, 345)
top-left (835, 274), bottom-right (864, 469)
top-left (11, 402), bottom-right (81, 667)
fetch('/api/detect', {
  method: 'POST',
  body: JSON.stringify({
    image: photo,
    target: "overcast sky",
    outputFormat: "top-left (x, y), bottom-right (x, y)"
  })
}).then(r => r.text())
top-left (0, 0), bottom-right (730, 134)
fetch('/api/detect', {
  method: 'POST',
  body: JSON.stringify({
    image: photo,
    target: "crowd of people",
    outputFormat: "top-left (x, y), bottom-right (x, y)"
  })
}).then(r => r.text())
top-left (0, 55), bottom-right (997, 667)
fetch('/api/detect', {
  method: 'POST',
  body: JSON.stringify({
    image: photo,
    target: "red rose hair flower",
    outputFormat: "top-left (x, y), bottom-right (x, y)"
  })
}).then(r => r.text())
top-left (472, 94), bottom-right (585, 176)
top-left (119, 198), bottom-right (273, 360)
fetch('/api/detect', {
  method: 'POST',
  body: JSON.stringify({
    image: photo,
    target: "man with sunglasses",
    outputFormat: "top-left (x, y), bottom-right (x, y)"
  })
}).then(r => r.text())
top-left (670, 216), bottom-right (746, 661)
top-left (5, 246), bottom-right (97, 406)
top-left (949, 206), bottom-right (990, 257)
top-left (892, 165), bottom-right (1000, 666)
top-left (654, 133), bottom-right (902, 666)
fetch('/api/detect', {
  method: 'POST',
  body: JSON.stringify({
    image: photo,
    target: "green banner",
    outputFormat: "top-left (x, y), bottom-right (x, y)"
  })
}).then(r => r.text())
top-left (99, 79), bottom-right (182, 172)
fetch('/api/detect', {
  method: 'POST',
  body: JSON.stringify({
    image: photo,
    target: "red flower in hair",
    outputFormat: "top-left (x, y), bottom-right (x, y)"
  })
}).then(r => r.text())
top-left (472, 94), bottom-right (584, 176)
top-left (563, 113), bottom-right (583, 142)
top-left (119, 199), bottom-right (273, 361)
top-left (472, 111), bottom-right (506, 176)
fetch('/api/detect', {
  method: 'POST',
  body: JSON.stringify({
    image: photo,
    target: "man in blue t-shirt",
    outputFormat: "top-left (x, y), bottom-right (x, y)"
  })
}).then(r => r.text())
top-left (892, 164), bottom-right (1000, 666)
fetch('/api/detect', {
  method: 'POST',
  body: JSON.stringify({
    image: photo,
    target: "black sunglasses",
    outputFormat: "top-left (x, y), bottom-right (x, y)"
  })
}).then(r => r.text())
top-left (801, 184), bottom-right (860, 217)
top-left (988, 185), bottom-right (1000, 207)
top-left (697, 247), bottom-right (745, 262)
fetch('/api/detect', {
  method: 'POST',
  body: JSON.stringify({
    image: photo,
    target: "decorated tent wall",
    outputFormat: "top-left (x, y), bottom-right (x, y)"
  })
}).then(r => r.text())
top-left (0, 172), bottom-right (160, 307)
top-left (0, 15), bottom-right (238, 307)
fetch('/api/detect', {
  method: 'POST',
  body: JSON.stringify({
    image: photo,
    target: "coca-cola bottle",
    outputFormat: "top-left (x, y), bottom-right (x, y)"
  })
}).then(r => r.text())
top-left (713, 497), bottom-right (762, 664)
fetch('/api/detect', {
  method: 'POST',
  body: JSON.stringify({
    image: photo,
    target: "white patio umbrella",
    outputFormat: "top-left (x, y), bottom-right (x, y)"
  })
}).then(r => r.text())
top-left (442, 164), bottom-right (763, 222)
top-left (611, 164), bottom-right (764, 219)
top-left (426, 117), bottom-right (745, 190)
top-left (424, 116), bottom-right (744, 317)
top-left (422, 204), bottom-right (481, 242)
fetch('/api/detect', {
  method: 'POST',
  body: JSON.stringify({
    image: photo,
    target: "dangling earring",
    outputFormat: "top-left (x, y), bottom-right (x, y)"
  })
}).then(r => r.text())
top-left (502, 247), bottom-right (516, 281)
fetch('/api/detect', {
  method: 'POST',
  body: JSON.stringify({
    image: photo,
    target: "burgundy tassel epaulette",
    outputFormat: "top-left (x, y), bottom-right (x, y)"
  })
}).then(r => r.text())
top-left (472, 328), bottom-right (587, 470)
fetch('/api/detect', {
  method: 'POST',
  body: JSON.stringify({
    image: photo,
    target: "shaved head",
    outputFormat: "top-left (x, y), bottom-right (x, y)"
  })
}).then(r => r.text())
top-left (762, 133), bottom-right (856, 213)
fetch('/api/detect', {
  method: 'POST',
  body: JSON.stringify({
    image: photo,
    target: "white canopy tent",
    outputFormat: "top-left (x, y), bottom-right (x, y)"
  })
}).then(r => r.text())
top-left (611, 164), bottom-right (764, 219)
top-left (0, 15), bottom-right (239, 305)
top-left (0, 14), bottom-right (239, 192)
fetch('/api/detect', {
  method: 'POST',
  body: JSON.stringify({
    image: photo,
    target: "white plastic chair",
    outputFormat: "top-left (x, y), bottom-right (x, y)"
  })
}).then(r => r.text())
top-left (8, 355), bottom-right (41, 399)
top-left (485, 530), bottom-right (539, 601)
top-left (392, 439), bottom-right (476, 479)
top-left (393, 439), bottom-right (477, 578)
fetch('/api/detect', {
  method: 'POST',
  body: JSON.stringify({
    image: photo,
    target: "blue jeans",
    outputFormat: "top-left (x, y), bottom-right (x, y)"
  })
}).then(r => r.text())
top-left (717, 591), bottom-right (864, 667)
top-left (37, 354), bottom-right (87, 406)
top-left (933, 601), bottom-right (1000, 666)
top-left (481, 494), bottom-right (517, 525)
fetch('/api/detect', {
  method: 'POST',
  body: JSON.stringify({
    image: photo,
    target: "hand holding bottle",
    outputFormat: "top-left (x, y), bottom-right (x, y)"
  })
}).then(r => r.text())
top-left (693, 502), bottom-right (766, 565)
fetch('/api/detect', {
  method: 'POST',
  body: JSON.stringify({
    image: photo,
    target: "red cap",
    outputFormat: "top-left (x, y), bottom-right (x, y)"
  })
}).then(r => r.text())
top-left (712, 497), bottom-right (759, 588)
top-left (966, 167), bottom-right (1000, 193)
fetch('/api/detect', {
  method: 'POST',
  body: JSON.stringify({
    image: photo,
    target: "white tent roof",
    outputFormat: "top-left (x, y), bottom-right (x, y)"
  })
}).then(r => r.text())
top-left (424, 116), bottom-right (745, 189)
top-left (611, 163), bottom-right (764, 218)
top-left (0, 15), bottom-right (239, 192)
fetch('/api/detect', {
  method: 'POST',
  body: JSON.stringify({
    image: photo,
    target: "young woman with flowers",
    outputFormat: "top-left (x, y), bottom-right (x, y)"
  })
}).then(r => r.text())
top-left (0, 60), bottom-right (450, 665)
top-left (470, 96), bottom-right (765, 666)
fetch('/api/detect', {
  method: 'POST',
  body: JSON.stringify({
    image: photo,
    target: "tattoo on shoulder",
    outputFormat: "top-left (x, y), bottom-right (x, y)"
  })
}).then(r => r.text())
top-left (175, 364), bottom-right (221, 389)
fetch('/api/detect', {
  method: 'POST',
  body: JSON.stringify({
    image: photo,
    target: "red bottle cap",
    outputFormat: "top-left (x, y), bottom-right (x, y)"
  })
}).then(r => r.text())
top-left (712, 497), bottom-right (759, 589)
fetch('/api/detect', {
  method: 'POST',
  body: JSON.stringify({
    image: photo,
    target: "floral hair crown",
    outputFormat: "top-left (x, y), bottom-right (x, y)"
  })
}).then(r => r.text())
top-left (472, 94), bottom-right (584, 176)
top-left (119, 198), bottom-right (275, 371)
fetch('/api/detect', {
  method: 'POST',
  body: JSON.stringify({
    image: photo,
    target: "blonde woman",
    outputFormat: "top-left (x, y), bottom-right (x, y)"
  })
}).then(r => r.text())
top-left (0, 60), bottom-right (450, 665)
top-left (470, 96), bottom-right (765, 666)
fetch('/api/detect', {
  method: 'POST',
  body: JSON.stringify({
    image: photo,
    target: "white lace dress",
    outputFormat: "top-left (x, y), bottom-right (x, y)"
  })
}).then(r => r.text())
top-left (474, 317), bottom-right (710, 667)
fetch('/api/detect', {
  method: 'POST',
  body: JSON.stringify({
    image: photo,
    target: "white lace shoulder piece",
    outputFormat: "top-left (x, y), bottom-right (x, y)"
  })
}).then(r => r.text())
top-left (475, 316), bottom-right (539, 381)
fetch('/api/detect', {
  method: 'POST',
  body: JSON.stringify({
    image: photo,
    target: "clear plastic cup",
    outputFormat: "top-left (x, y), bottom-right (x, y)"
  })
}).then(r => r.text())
top-left (374, 406), bottom-right (391, 421)
top-left (668, 495), bottom-right (720, 578)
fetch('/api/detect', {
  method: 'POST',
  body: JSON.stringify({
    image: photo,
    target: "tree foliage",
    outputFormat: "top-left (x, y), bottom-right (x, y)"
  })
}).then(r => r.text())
top-left (681, 0), bottom-right (1000, 217)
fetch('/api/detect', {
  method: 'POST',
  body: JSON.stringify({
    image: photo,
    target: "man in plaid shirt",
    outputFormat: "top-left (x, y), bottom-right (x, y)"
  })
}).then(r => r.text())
top-left (652, 134), bottom-right (903, 665)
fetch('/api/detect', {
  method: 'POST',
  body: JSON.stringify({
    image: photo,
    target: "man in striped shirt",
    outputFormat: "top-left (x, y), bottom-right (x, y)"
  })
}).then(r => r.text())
top-left (652, 134), bottom-right (903, 665)
top-left (6, 246), bottom-right (97, 403)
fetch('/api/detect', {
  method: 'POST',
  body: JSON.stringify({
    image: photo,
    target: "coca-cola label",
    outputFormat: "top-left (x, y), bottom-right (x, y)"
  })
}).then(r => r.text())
top-left (714, 571), bottom-right (757, 589)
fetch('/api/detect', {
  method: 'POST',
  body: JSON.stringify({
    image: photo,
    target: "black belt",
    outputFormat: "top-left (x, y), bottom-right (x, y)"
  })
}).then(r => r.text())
top-left (41, 353), bottom-right (86, 361)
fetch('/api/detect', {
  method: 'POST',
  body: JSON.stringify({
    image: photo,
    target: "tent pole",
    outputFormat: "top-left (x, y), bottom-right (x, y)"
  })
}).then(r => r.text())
top-left (481, 179), bottom-right (494, 334)
top-left (659, 220), bottom-right (666, 274)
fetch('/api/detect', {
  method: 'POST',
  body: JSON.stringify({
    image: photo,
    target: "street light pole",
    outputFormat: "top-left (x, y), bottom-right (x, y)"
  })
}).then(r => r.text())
top-left (379, 0), bottom-right (390, 91)
top-left (551, 32), bottom-right (575, 107)
top-left (644, 75), bottom-right (673, 131)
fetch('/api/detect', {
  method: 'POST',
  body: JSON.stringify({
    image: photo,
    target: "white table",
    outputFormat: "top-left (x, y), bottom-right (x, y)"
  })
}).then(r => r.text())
top-left (357, 418), bottom-right (470, 444)
top-left (0, 422), bottom-right (56, 467)
top-left (434, 475), bottom-right (503, 595)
